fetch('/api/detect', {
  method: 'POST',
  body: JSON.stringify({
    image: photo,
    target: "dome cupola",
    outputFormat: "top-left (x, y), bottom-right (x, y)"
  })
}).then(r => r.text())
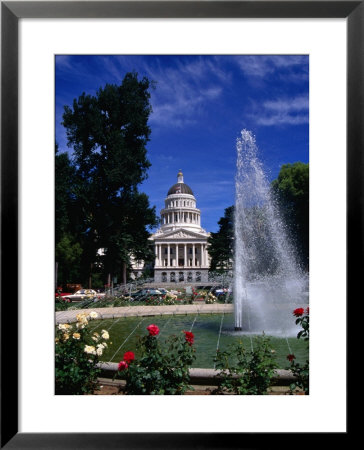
top-left (167, 170), bottom-right (194, 196)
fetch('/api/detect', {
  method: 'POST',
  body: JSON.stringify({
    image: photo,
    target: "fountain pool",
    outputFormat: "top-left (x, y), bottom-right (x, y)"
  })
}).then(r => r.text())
top-left (88, 313), bottom-right (308, 369)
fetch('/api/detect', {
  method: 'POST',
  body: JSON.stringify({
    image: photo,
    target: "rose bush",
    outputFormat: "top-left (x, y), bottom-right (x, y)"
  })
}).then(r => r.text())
top-left (205, 292), bottom-right (217, 304)
top-left (214, 334), bottom-right (278, 395)
top-left (287, 307), bottom-right (309, 394)
top-left (115, 324), bottom-right (196, 395)
top-left (55, 312), bottom-right (110, 395)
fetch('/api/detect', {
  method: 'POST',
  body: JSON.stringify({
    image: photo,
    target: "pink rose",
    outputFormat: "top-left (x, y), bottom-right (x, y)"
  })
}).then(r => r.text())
top-left (118, 360), bottom-right (128, 371)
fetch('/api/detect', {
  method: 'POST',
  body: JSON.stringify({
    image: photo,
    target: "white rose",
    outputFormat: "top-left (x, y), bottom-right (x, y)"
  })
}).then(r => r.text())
top-left (84, 345), bottom-right (96, 355)
top-left (101, 330), bottom-right (109, 340)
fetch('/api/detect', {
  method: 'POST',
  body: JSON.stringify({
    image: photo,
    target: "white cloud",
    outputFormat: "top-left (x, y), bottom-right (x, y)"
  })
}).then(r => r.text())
top-left (250, 95), bottom-right (309, 126)
top-left (144, 58), bottom-right (225, 128)
top-left (235, 55), bottom-right (308, 79)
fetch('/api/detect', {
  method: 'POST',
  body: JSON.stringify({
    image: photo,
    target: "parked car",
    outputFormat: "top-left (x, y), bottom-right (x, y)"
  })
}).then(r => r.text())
top-left (156, 288), bottom-right (169, 295)
top-left (63, 289), bottom-right (105, 302)
top-left (130, 289), bottom-right (162, 300)
top-left (55, 291), bottom-right (73, 300)
top-left (212, 287), bottom-right (232, 296)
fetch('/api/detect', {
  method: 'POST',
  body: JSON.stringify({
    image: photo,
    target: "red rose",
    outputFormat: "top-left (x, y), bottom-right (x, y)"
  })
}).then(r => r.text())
top-left (123, 351), bottom-right (135, 364)
top-left (118, 360), bottom-right (128, 371)
top-left (147, 324), bottom-right (160, 336)
top-left (293, 308), bottom-right (305, 317)
top-left (183, 330), bottom-right (194, 345)
top-left (306, 307), bottom-right (309, 314)
top-left (287, 354), bottom-right (296, 362)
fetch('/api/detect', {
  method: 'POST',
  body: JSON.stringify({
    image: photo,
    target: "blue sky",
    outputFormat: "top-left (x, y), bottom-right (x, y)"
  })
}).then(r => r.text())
top-left (56, 55), bottom-right (309, 233)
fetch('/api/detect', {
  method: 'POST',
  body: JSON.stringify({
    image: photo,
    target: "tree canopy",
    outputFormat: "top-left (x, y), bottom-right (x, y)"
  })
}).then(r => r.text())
top-left (56, 73), bottom-right (158, 288)
top-left (271, 162), bottom-right (309, 269)
top-left (207, 206), bottom-right (234, 272)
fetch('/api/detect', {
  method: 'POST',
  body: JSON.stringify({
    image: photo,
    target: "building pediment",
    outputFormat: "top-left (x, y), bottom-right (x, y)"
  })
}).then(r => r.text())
top-left (153, 227), bottom-right (208, 241)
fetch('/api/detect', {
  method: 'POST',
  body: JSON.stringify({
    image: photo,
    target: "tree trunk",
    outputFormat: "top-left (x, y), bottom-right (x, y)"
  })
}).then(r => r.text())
top-left (55, 262), bottom-right (58, 290)
top-left (122, 262), bottom-right (127, 285)
top-left (89, 263), bottom-right (93, 288)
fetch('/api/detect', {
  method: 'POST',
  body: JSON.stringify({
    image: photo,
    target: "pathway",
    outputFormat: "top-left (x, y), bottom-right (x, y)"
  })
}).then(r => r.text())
top-left (55, 303), bottom-right (234, 324)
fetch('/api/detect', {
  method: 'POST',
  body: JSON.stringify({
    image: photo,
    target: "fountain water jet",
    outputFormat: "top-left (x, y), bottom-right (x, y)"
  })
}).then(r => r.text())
top-left (234, 130), bottom-right (308, 335)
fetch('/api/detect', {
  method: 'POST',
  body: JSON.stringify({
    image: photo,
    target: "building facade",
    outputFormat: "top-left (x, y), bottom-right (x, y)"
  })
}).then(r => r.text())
top-left (150, 171), bottom-right (210, 284)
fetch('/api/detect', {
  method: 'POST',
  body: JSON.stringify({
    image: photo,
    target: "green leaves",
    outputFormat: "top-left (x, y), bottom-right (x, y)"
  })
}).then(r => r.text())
top-left (208, 206), bottom-right (234, 272)
top-left (55, 317), bottom-right (109, 395)
top-left (58, 72), bottom-right (158, 285)
top-left (214, 335), bottom-right (278, 395)
top-left (271, 162), bottom-right (309, 269)
top-left (287, 309), bottom-right (309, 394)
top-left (120, 332), bottom-right (196, 395)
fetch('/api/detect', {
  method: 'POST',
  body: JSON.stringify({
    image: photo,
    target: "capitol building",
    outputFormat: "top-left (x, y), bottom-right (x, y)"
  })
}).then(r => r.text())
top-left (150, 170), bottom-right (210, 284)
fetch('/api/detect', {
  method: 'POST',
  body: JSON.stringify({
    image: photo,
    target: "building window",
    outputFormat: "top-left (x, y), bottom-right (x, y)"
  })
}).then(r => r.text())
top-left (179, 272), bottom-right (184, 282)
top-left (196, 272), bottom-right (201, 282)
top-left (162, 272), bottom-right (167, 282)
top-left (187, 272), bottom-right (193, 282)
top-left (170, 272), bottom-right (175, 282)
top-left (189, 248), bottom-right (192, 254)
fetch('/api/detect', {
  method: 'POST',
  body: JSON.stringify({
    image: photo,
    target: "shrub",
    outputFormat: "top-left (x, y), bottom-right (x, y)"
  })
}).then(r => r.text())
top-left (55, 297), bottom-right (70, 311)
top-left (116, 324), bottom-right (196, 395)
top-left (205, 292), bottom-right (217, 304)
top-left (163, 292), bottom-right (177, 304)
top-left (214, 334), bottom-right (277, 395)
top-left (286, 307), bottom-right (309, 394)
top-left (55, 312), bottom-right (110, 394)
top-left (145, 295), bottom-right (163, 305)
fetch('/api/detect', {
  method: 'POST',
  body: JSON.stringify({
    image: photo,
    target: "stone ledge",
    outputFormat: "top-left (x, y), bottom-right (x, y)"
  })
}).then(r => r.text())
top-left (96, 362), bottom-right (296, 386)
top-left (55, 303), bottom-right (234, 324)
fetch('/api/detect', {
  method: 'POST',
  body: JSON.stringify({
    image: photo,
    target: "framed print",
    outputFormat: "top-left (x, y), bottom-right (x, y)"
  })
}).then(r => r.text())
top-left (1, 0), bottom-right (358, 447)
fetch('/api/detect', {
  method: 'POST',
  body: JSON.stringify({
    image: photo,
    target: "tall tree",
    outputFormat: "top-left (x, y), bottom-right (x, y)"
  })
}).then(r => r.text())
top-left (61, 73), bottom-right (158, 285)
top-left (55, 143), bottom-right (77, 242)
top-left (207, 206), bottom-right (234, 272)
top-left (271, 162), bottom-right (309, 270)
top-left (55, 143), bottom-right (84, 286)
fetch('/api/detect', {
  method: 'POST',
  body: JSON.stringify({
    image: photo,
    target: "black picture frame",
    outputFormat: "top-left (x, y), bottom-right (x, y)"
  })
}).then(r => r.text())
top-left (1, 1), bottom-right (357, 448)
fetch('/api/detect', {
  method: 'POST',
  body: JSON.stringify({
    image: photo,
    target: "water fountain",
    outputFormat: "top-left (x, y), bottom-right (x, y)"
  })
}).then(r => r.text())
top-left (234, 130), bottom-right (308, 335)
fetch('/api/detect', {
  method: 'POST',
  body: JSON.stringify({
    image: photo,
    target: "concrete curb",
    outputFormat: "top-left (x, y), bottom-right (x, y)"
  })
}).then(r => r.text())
top-left (55, 303), bottom-right (234, 324)
top-left (96, 362), bottom-right (296, 385)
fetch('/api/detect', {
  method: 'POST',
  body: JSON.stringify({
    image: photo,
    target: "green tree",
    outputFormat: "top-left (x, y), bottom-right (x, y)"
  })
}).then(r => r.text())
top-left (55, 143), bottom-right (78, 242)
top-left (207, 206), bottom-right (234, 272)
top-left (55, 143), bottom-right (84, 286)
top-left (55, 234), bottom-right (83, 285)
top-left (61, 73), bottom-right (158, 286)
top-left (271, 162), bottom-right (309, 270)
